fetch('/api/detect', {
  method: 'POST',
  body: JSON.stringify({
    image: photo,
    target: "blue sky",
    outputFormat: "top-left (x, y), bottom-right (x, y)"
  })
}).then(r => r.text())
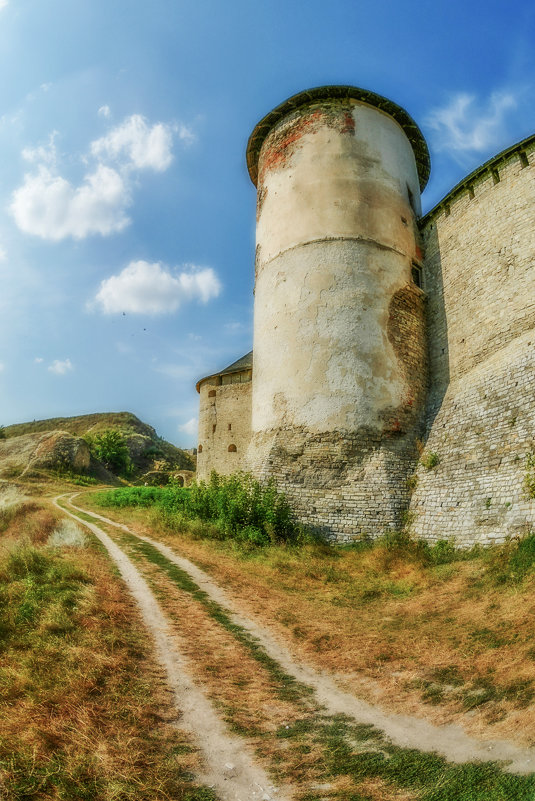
top-left (1, 0), bottom-right (534, 446)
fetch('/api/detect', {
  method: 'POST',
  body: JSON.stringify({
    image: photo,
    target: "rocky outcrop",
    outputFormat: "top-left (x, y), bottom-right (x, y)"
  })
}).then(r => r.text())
top-left (0, 430), bottom-right (90, 478)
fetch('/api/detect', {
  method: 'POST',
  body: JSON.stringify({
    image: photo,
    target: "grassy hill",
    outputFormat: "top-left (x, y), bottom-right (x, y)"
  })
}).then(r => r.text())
top-left (0, 412), bottom-right (195, 481)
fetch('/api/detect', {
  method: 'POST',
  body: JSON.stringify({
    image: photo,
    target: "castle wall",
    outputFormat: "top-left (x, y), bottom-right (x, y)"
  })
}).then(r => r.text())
top-left (248, 96), bottom-right (428, 539)
top-left (196, 377), bottom-right (252, 481)
top-left (411, 139), bottom-right (535, 544)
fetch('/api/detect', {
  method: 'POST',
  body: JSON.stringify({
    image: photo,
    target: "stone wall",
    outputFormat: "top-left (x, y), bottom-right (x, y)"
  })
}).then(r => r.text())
top-left (196, 377), bottom-right (252, 481)
top-left (411, 137), bottom-right (535, 544)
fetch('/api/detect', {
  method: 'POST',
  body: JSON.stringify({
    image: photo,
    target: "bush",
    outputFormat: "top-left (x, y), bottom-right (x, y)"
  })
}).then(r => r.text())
top-left (95, 471), bottom-right (308, 547)
top-left (85, 429), bottom-right (132, 475)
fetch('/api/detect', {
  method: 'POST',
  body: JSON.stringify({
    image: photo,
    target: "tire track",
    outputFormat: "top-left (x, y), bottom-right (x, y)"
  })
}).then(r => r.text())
top-left (53, 495), bottom-right (289, 801)
top-left (64, 494), bottom-right (535, 776)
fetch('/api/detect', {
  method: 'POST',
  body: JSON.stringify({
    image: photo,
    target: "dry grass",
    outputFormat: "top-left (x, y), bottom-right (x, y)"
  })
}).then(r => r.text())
top-left (80, 497), bottom-right (535, 748)
top-left (0, 500), bottom-right (215, 800)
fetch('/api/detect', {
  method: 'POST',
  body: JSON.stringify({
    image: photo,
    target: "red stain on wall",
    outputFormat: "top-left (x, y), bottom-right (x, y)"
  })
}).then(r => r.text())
top-left (259, 104), bottom-right (356, 183)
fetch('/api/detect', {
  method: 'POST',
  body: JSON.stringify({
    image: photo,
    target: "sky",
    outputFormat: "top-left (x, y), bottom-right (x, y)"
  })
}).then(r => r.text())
top-left (1, 0), bottom-right (534, 447)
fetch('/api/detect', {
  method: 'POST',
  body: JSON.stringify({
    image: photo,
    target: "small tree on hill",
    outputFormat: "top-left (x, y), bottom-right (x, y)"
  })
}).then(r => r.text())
top-left (0, 426), bottom-right (5, 439)
top-left (86, 429), bottom-right (132, 475)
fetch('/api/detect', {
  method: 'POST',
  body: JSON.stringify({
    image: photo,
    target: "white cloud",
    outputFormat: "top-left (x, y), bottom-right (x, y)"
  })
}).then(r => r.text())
top-left (91, 114), bottom-right (174, 171)
top-left (426, 91), bottom-right (517, 155)
top-left (22, 131), bottom-right (58, 165)
top-left (40, 82), bottom-right (52, 93)
top-left (34, 357), bottom-right (44, 363)
top-left (179, 417), bottom-right (198, 436)
top-left (176, 123), bottom-right (196, 145)
top-left (94, 260), bottom-right (222, 315)
top-left (48, 358), bottom-right (73, 375)
top-left (11, 164), bottom-right (130, 240)
top-left (98, 105), bottom-right (111, 118)
top-left (0, 1), bottom-right (8, 10)
top-left (11, 112), bottom-right (178, 241)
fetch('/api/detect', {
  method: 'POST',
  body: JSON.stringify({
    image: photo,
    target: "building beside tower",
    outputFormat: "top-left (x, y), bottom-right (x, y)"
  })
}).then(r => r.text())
top-left (196, 85), bottom-right (535, 546)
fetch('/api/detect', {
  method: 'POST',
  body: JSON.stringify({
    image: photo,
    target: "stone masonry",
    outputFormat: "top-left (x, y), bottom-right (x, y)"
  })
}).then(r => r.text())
top-left (196, 86), bottom-right (535, 545)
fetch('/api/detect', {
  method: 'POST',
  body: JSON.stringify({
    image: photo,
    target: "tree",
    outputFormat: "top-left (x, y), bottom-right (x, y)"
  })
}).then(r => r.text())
top-left (87, 429), bottom-right (132, 474)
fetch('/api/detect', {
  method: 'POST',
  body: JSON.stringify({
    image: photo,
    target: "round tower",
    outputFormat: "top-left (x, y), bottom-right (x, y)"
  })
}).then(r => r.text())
top-left (246, 86), bottom-right (430, 540)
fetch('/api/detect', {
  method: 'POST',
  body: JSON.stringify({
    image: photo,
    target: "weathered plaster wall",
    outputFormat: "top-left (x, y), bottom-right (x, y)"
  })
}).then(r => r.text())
top-left (197, 378), bottom-right (252, 481)
top-left (249, 97), bottom-right (428, 538)
top-left (411, 139), bottom-right (535, 544)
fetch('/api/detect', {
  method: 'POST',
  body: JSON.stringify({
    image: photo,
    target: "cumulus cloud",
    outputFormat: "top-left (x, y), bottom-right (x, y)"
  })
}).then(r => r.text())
top-left (94, 260), bottom-right (222, 315)
top-left (179, 417), bottom-right (198, 436)
top-left (426, 91), bottom-right (517, 155)
top-left (48, 358), bottom-right (73, 375)
top-left (11, 112), bottom-right (178, 241)
top-left (98, 105), bottom-right (111, 118)
top-left (91, 114), bottom-right (174, 171)
top-left (34, 357), bottom-right (44, 363)
top-left (11, 164), bottom-right (129, 240)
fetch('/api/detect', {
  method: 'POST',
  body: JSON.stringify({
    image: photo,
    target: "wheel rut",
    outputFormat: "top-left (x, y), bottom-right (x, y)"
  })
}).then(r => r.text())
top-left (53, 495), bottom-right (289, 801)
top-left (63, 494), bottom-right (535, 776)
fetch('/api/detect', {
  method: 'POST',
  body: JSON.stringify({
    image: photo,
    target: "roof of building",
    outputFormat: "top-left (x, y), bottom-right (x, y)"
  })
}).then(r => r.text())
top-left (196, 350), bottom-right (253, 393)
top-left (421, 131), bottom-right (535, 224)
top-left (246, 85), bottom-right (431, 191)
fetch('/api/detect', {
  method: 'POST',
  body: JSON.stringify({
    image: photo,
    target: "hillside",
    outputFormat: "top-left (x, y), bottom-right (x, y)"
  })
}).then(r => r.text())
top-left (0, 412), bottom-right (195, 482)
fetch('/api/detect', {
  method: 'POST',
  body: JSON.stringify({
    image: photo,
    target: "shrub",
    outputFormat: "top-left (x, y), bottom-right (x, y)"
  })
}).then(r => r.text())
top-left (95, 471), bottom-right (308, 547)
top-left (85, 429), bottom-right (132, 475)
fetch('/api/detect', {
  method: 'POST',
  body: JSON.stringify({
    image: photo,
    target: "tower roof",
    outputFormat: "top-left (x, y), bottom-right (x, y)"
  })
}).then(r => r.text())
top-left (196, 350), bottom-right (253, 393)
top-left (246, 85), bottom-right (431, 191)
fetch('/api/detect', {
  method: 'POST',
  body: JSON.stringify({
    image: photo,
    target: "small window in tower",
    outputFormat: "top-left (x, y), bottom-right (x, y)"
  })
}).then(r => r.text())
top-left (212, 424), bottom-right (216, 433)
top-left (467, 185), bottom-right (475, 199)
top-left (198, 444), bottom-right (203, 453)
top-left (228, 423), bottom-right (232, 430)
top-left (519, 151), bottom-right (529, 168)
top-left (492, 169), bottom-right (500, 184)
top-left (444, 204), bottom-right (451, 217)
top-left (411, 263), bottom-right (423, 289)
top-left (208, 390), bottom-right (216, 398)
top-left (228, 444), bottom-right (237, 452)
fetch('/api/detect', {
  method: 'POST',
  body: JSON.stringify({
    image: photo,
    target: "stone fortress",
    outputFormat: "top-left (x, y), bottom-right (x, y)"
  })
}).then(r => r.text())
top-left (196, 85), bottom-right (535, 545)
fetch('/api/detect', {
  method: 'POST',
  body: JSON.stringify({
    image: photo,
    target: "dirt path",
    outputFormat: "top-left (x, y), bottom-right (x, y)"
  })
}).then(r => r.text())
top-left (54, 496), bottom-right (289, 801)
top-left (64, 494), bottom-right (535, 776)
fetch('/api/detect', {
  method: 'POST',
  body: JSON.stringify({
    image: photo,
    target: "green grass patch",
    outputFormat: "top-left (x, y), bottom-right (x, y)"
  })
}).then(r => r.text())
top-left (94, 471), bottom-right (315, 548)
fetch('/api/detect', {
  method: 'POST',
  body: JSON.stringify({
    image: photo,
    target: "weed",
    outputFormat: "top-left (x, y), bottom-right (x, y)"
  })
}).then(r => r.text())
top-left (420, 451), bottom-right (440, 470)
top-left (525, 451), bottom-right (535, 499)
